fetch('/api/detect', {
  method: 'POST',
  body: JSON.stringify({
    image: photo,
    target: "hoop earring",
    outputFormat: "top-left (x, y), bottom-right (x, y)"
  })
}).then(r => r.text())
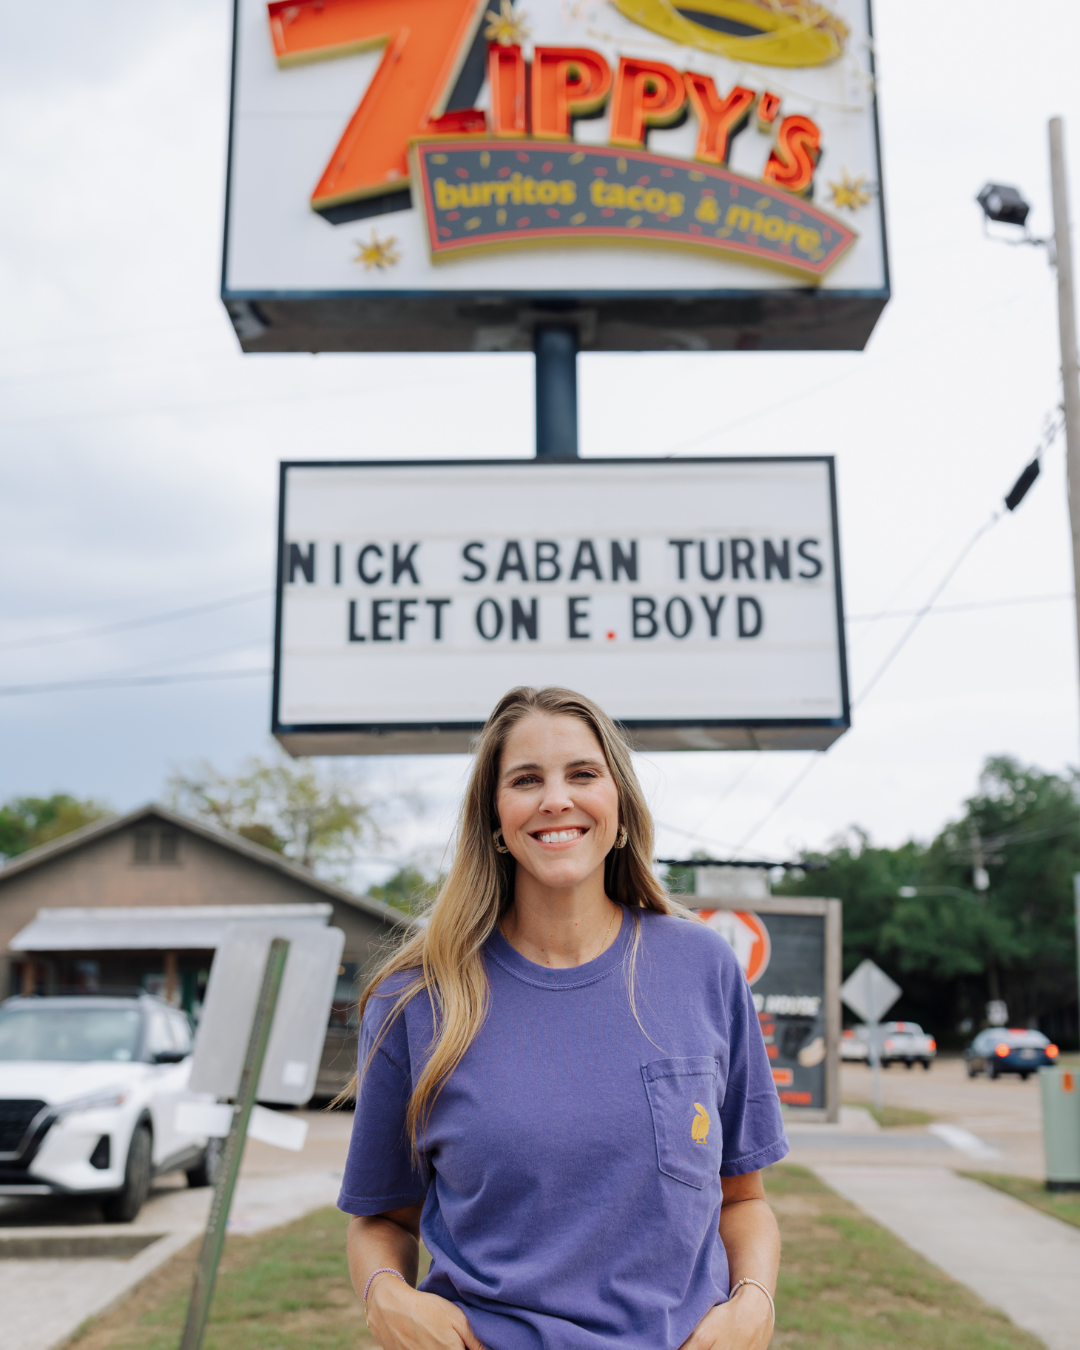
top-left (614, 825), bottom-right (629, 850)
top-left (493, 829), bottom-right (510, 854)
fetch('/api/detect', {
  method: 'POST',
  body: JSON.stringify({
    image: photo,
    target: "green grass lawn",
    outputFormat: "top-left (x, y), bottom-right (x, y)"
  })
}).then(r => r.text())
top-left (70, 1168), bottom-right (1040, 1350)
top-left (843, 1100), bottom-right (935, 1128)
top-left (963, 1171), bottom-right (1080, 1230)
top-left (765, 1165), bottom-right (1041, 1350)
top-left (68, 1207), bottom-right (370, 1350)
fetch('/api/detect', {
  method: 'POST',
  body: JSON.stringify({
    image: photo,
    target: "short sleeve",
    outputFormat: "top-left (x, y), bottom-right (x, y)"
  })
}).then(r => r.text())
top-left (716, 955), bottom-right (789, 1176)
top-left (337, 984), bottom-right (429, 1215)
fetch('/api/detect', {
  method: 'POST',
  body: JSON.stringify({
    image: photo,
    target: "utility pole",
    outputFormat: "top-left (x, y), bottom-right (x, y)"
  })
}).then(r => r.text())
top-left (1048, 119), bottom-right (1080, 704)
top-left (1048, 120), bottom-right (1080, 1040)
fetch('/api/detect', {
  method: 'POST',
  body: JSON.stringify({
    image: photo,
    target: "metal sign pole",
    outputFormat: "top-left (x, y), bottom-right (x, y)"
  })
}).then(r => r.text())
top-left (179, 937), bottom-right (290, 1350)
top-left (534, 324), bottom-right (579, 459)
top-left (869, 1018), bottom-right (883, 1113)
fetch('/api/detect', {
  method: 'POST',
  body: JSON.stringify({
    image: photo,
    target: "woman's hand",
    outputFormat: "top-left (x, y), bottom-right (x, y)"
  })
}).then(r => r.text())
top-left (677, 1285), bottom-right (773, 1350)
top-left (366, 1274), bottom-right (487, 1350)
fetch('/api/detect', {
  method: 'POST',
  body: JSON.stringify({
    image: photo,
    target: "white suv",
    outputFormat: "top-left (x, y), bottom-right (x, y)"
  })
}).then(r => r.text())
top-left (0, 994), bottom-right (219, 1222)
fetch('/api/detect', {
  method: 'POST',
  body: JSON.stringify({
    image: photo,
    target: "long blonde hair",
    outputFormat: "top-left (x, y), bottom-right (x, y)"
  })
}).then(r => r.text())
top-left (350, 686), bottom-right (684, 1145)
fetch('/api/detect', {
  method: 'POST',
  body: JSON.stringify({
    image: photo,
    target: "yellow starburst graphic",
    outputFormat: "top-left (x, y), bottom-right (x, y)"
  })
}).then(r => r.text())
top-left (354, 232), bottom-right (401, 271)
top-left (485, 0), bottom-right (530, 46)
top-left (828, 169), bottom-right (872, 211)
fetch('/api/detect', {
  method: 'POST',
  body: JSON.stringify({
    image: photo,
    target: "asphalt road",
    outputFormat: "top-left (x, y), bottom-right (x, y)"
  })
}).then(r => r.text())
top-left (829, 1052), bottom-right (1049, 1176)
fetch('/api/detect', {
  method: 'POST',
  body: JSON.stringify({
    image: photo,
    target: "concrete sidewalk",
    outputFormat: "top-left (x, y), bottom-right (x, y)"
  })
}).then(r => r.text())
top-left (816, 1166), bottom-right (1080, 1350)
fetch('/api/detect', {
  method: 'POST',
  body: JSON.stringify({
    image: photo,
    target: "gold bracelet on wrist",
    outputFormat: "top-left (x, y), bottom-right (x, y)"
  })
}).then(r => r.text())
top-left (730, 1277), bottom-right (776, 1324)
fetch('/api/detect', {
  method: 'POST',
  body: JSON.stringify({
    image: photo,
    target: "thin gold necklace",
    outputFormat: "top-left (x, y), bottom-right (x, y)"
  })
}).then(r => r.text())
top-left (591, 903), bottom-right (618, 962)
top-left (501, 903), bottom-right (619, 966)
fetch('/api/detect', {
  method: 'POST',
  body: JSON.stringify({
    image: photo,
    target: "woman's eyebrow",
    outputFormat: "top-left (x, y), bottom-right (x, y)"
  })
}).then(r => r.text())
top-left (566, 757), bottom-right (606, 770)
top-left (503, 760), bottom-right (542, 775)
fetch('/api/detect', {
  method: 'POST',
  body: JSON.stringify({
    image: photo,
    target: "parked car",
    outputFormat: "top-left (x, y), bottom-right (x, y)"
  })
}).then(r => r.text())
top-left (879, 1021), bottom-right (936, 1069)
top-left (840, 1028), bottom-right (869, 1062)
top-left (0, 994), bottom-right (220, 1221)
top-left (963, 1027), bottom-right (1059, 1080)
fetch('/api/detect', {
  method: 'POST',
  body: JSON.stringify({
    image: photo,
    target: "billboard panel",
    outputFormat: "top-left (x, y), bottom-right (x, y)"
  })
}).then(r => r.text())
top-left (224, 0), bottom-right (888, 352)
top-left (697, 896), bottom-right (841, 1120)
top-left (273, 457), bottom-right (849, 754)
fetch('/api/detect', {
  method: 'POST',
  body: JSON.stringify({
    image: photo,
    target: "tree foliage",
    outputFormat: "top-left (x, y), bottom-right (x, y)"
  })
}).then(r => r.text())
top-left (167, 752), bottom-right (378, 877)
top-left (367, 865), bottom-right (439, 915)
top-left (777, 756), bottom-right (1080, 1043)
top-left (0, 794), bottom-right (112, 860)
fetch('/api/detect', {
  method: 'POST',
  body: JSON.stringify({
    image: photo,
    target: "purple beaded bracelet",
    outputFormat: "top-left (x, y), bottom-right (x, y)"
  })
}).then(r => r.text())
top-left (364, 1267), bottom-right (407, 1306)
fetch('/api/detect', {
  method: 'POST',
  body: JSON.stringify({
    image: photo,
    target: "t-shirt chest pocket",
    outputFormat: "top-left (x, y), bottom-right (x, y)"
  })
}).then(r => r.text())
top-left (641, 1057), bottom-right (722, 1189)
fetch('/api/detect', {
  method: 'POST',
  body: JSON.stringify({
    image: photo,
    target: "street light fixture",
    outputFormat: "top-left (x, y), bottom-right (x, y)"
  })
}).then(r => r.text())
top-left (976, 182), bottom-right (1032, 228)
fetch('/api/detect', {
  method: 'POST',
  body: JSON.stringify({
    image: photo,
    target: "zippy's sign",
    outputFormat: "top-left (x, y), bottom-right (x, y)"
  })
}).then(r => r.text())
top-left (273, 458), bottom-right (849, 755)
top-left (224, 0), bottom-right (888, 353)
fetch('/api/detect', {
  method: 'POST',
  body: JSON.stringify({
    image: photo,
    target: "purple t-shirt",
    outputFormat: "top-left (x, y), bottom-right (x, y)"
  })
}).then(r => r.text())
top-left (338, 907), bottom-right (788, 1350)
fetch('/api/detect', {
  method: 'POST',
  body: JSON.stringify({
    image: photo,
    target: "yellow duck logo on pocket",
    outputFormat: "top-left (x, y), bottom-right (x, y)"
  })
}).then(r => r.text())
top-left (691, 1102), bottom-right (711, 1144)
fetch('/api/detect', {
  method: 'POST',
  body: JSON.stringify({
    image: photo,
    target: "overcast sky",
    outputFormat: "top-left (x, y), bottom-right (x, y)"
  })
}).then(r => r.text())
top-left (1, 0), bottom-right (1078, 882)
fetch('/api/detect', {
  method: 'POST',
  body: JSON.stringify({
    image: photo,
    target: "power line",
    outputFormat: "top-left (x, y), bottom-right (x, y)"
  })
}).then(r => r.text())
top-left (847, 591), bottom-right (1072, 622)
top-left (0, 669), bottom-right (270, 697)
top-left (660, 288), bottom-right (1036, 456)
top-left (730, 512), bottom-right (1004, 855)
top-left (0, 319), bottom-right (222, 358)
top-left (0, 590), bottom-right (271, 652)
top-left (728, 421), bottom-right (1064, 855)
top-left (0, 370), bottom-right (496, 434)
top-left (851, 512), bottom-right (1004, 708)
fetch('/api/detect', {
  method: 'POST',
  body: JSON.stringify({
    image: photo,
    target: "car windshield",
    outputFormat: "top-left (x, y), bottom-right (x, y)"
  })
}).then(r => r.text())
top-left (0, 1007), bottom-right (142, 1062)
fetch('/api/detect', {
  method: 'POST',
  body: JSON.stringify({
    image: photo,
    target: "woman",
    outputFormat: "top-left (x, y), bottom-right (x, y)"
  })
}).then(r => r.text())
top-left (339, 686), bottom-right (787, 1350)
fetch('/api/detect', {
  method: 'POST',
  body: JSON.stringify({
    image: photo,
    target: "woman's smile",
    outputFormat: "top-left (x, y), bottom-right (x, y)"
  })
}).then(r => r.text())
top-left (531, 826), bottom-right (589, 846)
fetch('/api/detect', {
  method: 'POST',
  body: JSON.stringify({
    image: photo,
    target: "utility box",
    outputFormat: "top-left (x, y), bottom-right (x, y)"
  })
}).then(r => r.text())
top-left (1040, 1066), bottom-right (1080, 1190)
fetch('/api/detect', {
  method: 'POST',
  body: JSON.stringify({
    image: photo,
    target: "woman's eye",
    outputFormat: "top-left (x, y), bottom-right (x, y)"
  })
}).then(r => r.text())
top-left (512, 774), bottom-right (540, 787)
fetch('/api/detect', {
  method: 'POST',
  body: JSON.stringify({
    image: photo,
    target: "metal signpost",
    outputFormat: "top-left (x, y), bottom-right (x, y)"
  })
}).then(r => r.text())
top-left (840, 958), bottom-right (901, 1113)
top-left (180, 938), bottom-right (289, 1350)
top-left (177, 923), bottom-right (346, 1350)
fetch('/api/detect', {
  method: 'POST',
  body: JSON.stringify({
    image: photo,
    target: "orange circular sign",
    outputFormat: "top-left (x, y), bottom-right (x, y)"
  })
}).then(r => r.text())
top-left (697, 909), bottom-right (772, 985)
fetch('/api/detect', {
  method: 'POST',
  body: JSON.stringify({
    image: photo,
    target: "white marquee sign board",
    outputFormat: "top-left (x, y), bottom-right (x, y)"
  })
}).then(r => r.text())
top-left (273, 457), bottom-right (850, 754)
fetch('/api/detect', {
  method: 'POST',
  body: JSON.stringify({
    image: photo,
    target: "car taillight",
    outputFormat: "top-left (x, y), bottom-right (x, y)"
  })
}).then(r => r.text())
top-left (1047, 1045), bottom-right (1059, 1058)
top-left (995, 1043), bottom-right (1010, 1057)
top-left (927, 1039), bottom-right (936, 1052)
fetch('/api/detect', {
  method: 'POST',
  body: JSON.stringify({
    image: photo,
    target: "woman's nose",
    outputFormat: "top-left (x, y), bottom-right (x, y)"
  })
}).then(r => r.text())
top-left (538, 784), bottom-right (574, 814)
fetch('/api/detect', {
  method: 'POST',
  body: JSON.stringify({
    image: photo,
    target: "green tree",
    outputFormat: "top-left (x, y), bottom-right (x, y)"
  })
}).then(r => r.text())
top-left (777, 756), bottom-right (1080, 1043)
top-left (0, 794), bottom-right (112, 860)
top-left (368, 866), bottom-right (438, 915)
top-left (167, 752), bottom-right (379, 877)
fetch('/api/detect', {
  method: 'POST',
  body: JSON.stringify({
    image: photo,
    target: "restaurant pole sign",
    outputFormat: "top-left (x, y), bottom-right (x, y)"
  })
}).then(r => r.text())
top-left (224, 0), bottom-right (888, 353)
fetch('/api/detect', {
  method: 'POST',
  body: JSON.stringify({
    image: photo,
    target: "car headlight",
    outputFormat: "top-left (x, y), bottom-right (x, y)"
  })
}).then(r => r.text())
top-left (53, 1088), bottom-right (129, 1119)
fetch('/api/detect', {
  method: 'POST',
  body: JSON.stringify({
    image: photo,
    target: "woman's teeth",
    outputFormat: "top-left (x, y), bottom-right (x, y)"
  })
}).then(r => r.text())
top-left (536, 828), bottom-right (585, 844)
